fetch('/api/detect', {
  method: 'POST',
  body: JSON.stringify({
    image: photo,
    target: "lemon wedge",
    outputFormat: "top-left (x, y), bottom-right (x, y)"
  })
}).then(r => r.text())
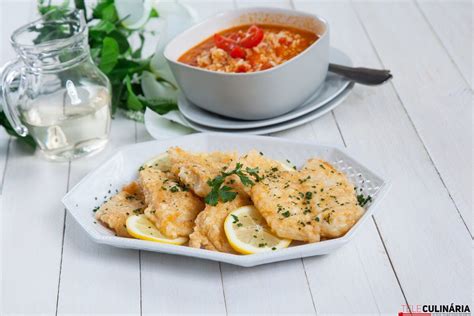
top-left (141, 152), bottom-right (171, 171)
top-left (224, 206), bottom-right (291, 254)
top-left (126, 215), bottom-right (188, 245)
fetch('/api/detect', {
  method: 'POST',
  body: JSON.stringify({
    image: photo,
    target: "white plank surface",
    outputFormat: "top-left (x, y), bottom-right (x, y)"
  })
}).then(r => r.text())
top-left (416, 0), bottom-right (473, 88)
top-left (353, 0), bottom-right (473, 235)
top-left (1, 143), bottom-right (69, 314)
top-left (295, 0), bottom-right (471, 306)
top-left (56, 117), bottom-right (141, 315)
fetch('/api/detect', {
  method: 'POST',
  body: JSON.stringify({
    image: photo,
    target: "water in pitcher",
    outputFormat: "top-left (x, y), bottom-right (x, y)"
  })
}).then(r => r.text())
top-left (20, 85), bottom-right (111, 161)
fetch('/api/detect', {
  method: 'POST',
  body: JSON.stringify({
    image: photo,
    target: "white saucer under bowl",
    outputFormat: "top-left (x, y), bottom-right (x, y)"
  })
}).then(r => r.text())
top-left (181, 82), bottom-right (354, 135)
top-left (178, 48), bottom-right (352, 130)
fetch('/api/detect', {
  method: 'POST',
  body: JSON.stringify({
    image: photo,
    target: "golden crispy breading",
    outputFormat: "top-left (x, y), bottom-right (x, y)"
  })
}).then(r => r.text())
top-left (168, 147), bottom-right (237, 197)
top-left (228, 150), bottom-right (292, 194)
top-left (187, 150), bottom-right (285, 253)
top-left (301, 159), bottom-right (364, 238)
top-left (189, 184), bottom-right (251, 253)
top-left (139, 167), bottom-right (205, 239)
top-left (251, 159), bottom-right (363, 242)
top-left (251, 171), bottom-right (321, 242)
top-left (95, 182), bottom-right (145, 238)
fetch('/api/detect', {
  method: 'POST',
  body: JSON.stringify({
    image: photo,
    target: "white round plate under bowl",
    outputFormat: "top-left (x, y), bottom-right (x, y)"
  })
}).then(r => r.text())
top-left (178, 47), bottom-right (352, 130)
top-left (182, 82), bottom-right (354, 135)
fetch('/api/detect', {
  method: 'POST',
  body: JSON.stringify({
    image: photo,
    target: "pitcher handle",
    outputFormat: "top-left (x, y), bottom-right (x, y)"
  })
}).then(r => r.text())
top-left (1, 58), bottom-right (28, 136)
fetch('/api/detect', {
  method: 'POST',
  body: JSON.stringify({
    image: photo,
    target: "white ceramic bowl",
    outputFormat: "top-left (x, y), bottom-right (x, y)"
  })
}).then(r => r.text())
top-left (164, 8), bottom-right (330, 120)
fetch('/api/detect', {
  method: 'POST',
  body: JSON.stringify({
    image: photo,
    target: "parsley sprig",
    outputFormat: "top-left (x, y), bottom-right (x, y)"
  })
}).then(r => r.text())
top-left (204, 163), bottom-right (259, 206)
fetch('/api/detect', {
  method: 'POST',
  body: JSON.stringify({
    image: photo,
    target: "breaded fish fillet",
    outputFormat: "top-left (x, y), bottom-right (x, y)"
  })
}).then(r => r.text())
top-left (301, 159), bottom-right (364, 238)
top-left (95, 182), bottom-right (145, 237)
top-left (139, 167), bottom-right (205, 239)
top-left (168, 147), bottom-right (237, 197)
top-left (251, 159), bottom-right (363, 242)
top-left (228, 150), bottom-right (294, 194)
top-left (251, 171), bottom-right (321, 242)
top-left (187, 150), bottom-right (287, 253)
top-left (189, 184), bottom-right (251, 253)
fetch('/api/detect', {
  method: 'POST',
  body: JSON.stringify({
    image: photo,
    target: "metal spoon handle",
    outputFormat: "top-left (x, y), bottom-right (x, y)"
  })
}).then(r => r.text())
top-left (329, 63), bottom-right (393, 85)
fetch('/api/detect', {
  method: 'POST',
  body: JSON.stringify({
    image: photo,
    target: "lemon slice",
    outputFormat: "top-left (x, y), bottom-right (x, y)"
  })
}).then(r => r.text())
top-left (115, 0), bottom-right (153, 30)
top-left (142, 152), bottom-right (171, 171)
top-left (224, 206), bottom-right (291, 254)
top-left (126, 215), bottom-right (188, 245)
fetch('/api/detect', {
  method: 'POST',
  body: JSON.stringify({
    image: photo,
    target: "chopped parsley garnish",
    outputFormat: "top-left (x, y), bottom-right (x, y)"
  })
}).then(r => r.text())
top-left (246, 166), bottom-right (262, 182)
top-left (138, 166), bottom-right (145, 171)
top-left (305, 192), bottom-right (313, 200)
top-left (281, 211), bottom-right (291, 218)
top-left (133, 208), bottom-right (141, 215)
top-left (204, 163), bottom-right (258, 205)
top-left (170, 186), bottom-right (180, 193)
top-left (357, 194), bottom-right (372, 207)
top-left (299, 175), bottom-right (311, 184)
top-left (231, 214), bottom-right (239, 224)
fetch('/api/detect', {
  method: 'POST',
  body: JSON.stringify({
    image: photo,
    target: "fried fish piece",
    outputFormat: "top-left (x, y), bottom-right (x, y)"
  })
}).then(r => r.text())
top-left (188, 150), bottom-right (293, 253)
top-left (189, 184), bottom-right (251, 253)
top-left (251, 159), bottom-right (363, 242)
top-left (139, 167), bottom-right (205, 239)
top-left (168, 147), bottom-right (237, 197)
top-left (187, 150), bottom-right (286, 253)
top-left (95, 182), bottom-right (145, 238)
top-left (250, 171), bottom-right (321, 242)
top-left (301, 159), bottom-right (364, 239)
top-left (228, 150), bottom-right (294, 194)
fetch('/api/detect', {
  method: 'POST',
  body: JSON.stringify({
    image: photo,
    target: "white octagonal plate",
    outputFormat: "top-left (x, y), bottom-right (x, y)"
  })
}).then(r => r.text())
top-left (62, 133), bottom-right (390, 267)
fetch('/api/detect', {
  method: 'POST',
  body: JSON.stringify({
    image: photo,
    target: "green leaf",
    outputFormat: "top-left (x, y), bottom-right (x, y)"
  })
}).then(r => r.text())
top-left (219, 186), bottom-right (238, 202)
top-left (246, 166), bottom-right (262, 182)
top-left (90, 20), bottom-right (116, 33)
top-left (99, 3), bottom-right (118, 22)
top-left (108, 30), bottom-right (130, 53)
top-left (204, 189), bottom-right (219, 206)
top-left (140, 98), bottom-right (177, 115)
top-left (149, 8), bottom-right (159, 18)
top-left (99, 36), bottom-right (119, 73)
top-left (92, 0), bottom-right (113, 19)
top-left (124, 76), bottom-right (143, 111)
top-left (107, 59), bottom-right (148, 83)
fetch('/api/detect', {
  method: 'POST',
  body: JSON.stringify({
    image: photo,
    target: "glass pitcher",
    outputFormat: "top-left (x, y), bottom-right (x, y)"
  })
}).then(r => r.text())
top-left (1, 10), bottom-right (111, 161)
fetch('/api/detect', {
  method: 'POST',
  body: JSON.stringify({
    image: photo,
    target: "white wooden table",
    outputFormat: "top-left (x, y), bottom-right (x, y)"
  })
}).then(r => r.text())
top-left (1, 0), bottom-right (472, 315)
